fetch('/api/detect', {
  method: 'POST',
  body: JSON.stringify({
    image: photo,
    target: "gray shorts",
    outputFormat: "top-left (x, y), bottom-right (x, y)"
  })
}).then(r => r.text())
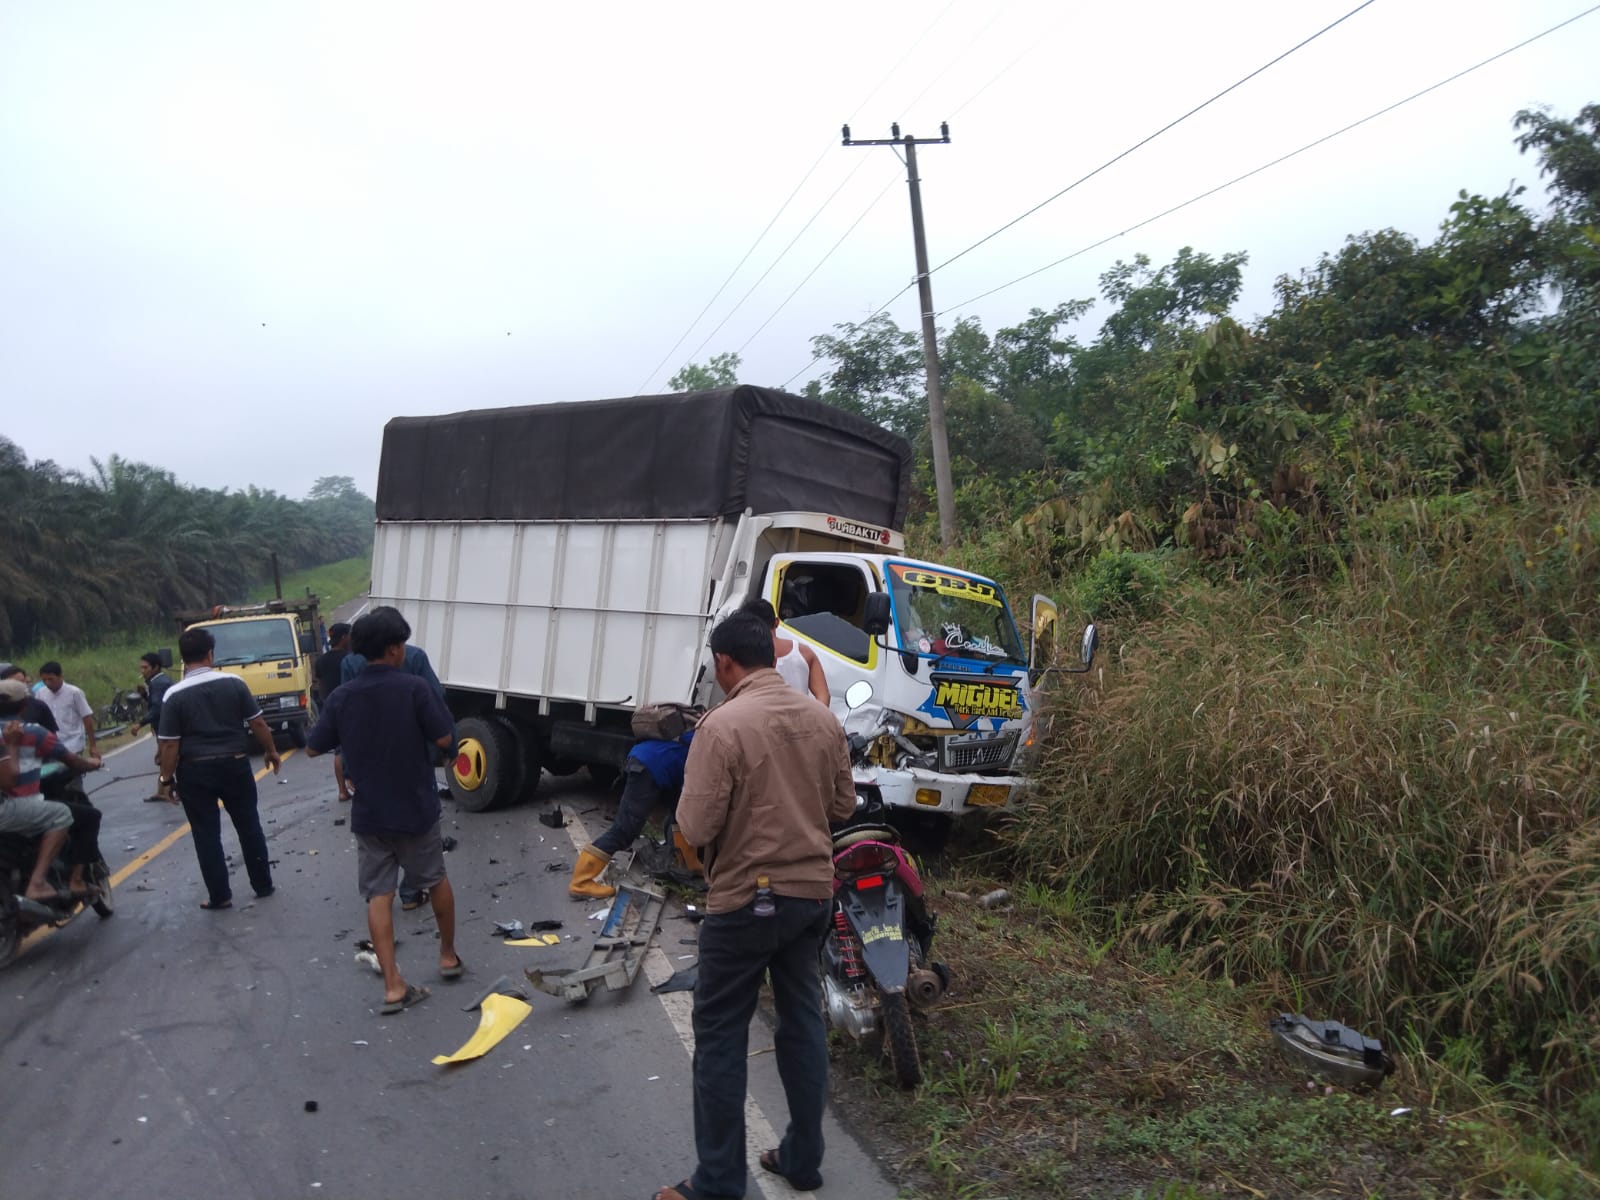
top-left (355, 823), bottom-right (447, 901)
top-left (0, 794), bottom-right (75, 837)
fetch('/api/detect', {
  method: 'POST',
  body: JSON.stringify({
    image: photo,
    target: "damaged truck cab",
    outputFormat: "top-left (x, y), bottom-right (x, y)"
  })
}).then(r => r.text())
top-left (369, 385), bottom-right (1089, 818)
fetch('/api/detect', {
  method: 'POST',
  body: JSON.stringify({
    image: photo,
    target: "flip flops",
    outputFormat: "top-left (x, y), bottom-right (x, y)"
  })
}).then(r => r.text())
top-left (440, 957), bottom-right (465, 981)
top-left (652, 1183), bottom-right (700, 1200)
top-left (380, 984), bottom-right (430, 1015)
top-left (199, 899), bottom-right (233, 911)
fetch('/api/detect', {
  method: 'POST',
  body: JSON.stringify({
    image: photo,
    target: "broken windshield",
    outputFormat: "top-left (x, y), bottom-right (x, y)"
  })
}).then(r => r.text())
top-left (886, 562), bottom-right (1025, 664)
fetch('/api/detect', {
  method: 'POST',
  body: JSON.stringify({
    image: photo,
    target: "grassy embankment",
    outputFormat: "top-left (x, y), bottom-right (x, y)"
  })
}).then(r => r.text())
top-left (9, 556), bottom-right (370, 748)
top-left (852, 480), bottom-right (1598, 1199)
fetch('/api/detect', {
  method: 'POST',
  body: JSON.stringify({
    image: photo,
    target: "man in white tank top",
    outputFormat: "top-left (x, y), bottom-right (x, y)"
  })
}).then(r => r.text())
top-left (740, 599), bottom-right (829, 706)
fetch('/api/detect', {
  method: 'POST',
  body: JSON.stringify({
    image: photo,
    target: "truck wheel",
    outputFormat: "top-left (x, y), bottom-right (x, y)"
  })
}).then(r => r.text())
top-left (450, 716), bottom-right (523, 812)
top-left (492, 715), bottom-right (541, 804)
top-left (288, 720), bottom-right (308, 749)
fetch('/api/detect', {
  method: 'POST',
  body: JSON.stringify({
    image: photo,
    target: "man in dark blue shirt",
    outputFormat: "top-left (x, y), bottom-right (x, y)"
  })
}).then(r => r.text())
top-left (306, 606), bottom-right (460, 1014)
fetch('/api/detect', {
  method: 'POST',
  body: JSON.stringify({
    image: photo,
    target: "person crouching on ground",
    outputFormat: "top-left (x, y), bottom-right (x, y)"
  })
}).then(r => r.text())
top-left (654, 610), bottom-right (857, 1200)
top-left (568, 728), bottom-right (693, 899)
top-left (305, 605), bottom-right (462, 1014)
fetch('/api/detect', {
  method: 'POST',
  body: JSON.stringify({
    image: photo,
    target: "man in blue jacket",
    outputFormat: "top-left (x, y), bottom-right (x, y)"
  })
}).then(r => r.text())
top-left (568, 731), bottom-right (693, 899)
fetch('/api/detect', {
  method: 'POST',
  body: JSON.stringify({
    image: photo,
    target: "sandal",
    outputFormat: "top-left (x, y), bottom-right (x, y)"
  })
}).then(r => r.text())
top-left (760, 1149), bottom-right (822, 1191)
top-left (651, 1183), bottom-right (700, 1200)
top-left (199, 899), bottom-right (233, 911)
top-left (440, 957), bottom-right (465, 981)
top-left (380, 984), bottom-right (430, 1015)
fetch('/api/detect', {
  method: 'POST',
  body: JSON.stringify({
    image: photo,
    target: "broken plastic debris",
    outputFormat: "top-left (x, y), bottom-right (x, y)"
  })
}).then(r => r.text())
top-left (493, 920), bottom-right (527, 939)
top-left (441, 836), bottom-right (458, 852)
top-left (505, 934), bottom-right (562, 947)
top-left (354, 951), bottom-right (382, 975)
top-left (351, 1040), bottom-right (369, 1046)
top-left (648, 1075), bottom-right (660, 1081)
top-left (431, 993), bottom-right (533, 1066)
top-left (979, 888), bottom-right (1011, 908)
top-left (538, 807), bottom-right (566, 829)
top-left (528, 919), bottom-right (563, 931)
top-left (588, 907), bottom-right (609, 920)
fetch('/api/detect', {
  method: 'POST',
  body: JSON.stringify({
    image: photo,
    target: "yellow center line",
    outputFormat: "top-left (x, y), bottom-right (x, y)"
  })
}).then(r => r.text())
top-left (19, 753), bottom-right (297, 957)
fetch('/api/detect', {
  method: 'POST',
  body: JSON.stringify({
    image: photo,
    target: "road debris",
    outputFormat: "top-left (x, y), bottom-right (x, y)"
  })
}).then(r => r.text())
top-left (1270, 1013), bottom-right (1395, 1088)
top-left (432, 993), bottom-right (533, 1066)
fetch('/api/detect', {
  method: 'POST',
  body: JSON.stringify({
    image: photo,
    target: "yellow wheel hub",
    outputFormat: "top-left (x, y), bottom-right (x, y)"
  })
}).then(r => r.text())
top-left (453, 737), bottom-right (487, 791)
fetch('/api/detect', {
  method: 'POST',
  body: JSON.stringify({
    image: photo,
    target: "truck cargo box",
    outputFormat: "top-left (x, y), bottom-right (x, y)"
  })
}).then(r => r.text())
top-left (376, 385), bottom-right (912, 528)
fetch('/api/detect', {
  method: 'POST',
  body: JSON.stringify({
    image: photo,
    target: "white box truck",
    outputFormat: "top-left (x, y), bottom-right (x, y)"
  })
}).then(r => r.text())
top-left (370, 386), bottom-right (1088, 817)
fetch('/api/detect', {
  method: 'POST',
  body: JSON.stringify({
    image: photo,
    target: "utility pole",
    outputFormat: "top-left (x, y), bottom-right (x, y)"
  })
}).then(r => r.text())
top-left (843, 122), bottom-right (957, 545)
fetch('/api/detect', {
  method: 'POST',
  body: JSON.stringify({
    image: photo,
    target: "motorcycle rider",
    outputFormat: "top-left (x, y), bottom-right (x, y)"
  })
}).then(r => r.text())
top-left (0, 679), bottom-right (105, 902)
top-left (0, 664), bottom-right (58, 732)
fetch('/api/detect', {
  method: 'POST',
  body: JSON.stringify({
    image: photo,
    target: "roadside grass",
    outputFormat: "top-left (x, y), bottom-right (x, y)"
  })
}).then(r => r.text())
top-left (829, 875), bottom-right (1595, 1199)
top-left (248, 555), bottom-right (370, 610)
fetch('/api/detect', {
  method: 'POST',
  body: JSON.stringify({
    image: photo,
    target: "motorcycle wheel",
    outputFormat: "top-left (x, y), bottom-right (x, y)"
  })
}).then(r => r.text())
top-left (91, 860), bottom-right (115, 919)
top-left (0, 891), bottom-right (20, 967)
top-left (880, 990), bottom-right (922, 1088)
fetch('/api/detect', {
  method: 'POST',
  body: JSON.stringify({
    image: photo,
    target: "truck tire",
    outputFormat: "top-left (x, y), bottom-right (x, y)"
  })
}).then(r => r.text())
top-left (449, 716), bottom-right (523, 812)
top-left (492, 715), bottom-right (542, 803)
top-left (288, 720), bottom-right (308, 749)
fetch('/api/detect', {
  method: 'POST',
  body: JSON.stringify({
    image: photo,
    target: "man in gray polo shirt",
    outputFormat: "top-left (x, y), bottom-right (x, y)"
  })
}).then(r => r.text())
top-left (157, 627), bottom-right (282, 910)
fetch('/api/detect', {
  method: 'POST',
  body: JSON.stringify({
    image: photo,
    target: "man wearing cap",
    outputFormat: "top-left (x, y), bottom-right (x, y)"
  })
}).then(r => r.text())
top-left (1, 679), bottom-right (105, 902)
top-left (0, 664), bottom-right (58, 733)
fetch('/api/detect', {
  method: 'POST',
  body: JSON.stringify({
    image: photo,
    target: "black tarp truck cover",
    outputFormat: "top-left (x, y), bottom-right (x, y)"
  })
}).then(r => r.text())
top-left (376, 385), bottom-right (913, 529)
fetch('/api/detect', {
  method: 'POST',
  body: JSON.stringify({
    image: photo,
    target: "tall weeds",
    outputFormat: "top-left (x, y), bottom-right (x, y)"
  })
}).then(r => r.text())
top-left (1007, 477), bottom-right (1600, 1107)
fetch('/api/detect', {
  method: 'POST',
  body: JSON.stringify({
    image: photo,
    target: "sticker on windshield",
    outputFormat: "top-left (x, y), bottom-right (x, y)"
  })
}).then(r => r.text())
top-left (890, 564), bottom-right (1001, 606)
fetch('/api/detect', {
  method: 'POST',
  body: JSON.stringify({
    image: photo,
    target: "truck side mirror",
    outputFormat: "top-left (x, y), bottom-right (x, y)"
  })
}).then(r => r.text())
top-left (1081, 623), bottom-right (1098, 665)
top-left (157, 648), bottom-right (173, 669)
top-left (299, 631), bottom-right (315, 655)
top-left (863, 592), bottom-right (891, 637)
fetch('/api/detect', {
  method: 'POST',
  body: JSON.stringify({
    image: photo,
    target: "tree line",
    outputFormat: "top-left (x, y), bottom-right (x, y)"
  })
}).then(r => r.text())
top-left (683, 104), bottom-right (1598, 572)
top-left (0, 449), bottom-right (373, 651)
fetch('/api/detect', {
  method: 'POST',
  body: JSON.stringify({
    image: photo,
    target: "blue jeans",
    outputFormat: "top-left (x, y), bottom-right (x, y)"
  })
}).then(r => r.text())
top-left (176, 756), bottom-right (273, 904)
top-left (690, 895), bottom-right (830, 1198)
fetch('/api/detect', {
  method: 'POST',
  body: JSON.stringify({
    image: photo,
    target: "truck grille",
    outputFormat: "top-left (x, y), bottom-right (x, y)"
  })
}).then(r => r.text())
top-left (938, 732), bottom-right (1018, 773)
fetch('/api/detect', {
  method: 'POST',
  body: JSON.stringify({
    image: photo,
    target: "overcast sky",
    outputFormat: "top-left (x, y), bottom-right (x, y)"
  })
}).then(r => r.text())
top-left (2, 0), bottom-right (1594, 500)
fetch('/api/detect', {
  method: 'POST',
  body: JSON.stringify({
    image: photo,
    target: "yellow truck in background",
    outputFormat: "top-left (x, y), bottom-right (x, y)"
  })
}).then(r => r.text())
top-left (171, 597), bottom-right (323, 747)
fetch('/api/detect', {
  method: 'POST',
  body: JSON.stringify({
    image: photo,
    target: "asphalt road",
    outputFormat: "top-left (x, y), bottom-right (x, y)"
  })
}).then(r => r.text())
top-left (0, 741), bottom-right (899, 1200)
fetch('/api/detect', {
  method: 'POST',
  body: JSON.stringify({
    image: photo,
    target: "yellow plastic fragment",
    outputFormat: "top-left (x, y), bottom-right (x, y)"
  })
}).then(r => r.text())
top-left (504, 934), bottom-right (563, 947)
top-left (430, 993), bottom-right (533, 1065)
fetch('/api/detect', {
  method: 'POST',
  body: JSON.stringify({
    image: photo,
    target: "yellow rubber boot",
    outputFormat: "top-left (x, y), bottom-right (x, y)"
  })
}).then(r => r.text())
top-left (568, 844), bottom-right (616, 899)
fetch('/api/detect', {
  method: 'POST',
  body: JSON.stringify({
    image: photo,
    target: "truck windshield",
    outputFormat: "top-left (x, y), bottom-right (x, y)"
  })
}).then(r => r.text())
top-left (886, 562), bottom-right (1025, 664)
top-left (206, 620), bottom-right (297, 666)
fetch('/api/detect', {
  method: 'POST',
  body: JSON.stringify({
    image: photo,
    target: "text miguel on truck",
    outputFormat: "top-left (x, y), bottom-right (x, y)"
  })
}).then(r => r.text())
top-left (369, 385), bottom-right (1094, 818)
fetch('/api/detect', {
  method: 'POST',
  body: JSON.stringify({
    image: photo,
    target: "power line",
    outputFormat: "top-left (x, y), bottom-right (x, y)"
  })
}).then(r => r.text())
top-left (780, 278), bottom-right (918, 390)
top-left (898, 1), bottom-right (1015, 120)
top-left (678, 156), bottom-right (874, 370)
top-left (937, 2), bottom-right (1600, 316)
top-left (736, 170), bottom-right (904, 355)
top-left (635, 0), bottom-right (963, 394)
top-left (632, 145), bottom-right (834, 394)
top-left (930, 0), bottom-right (1380, 277)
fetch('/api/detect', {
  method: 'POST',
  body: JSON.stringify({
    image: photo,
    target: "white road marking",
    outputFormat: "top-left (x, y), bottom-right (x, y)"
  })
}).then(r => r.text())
top-left (563, 809), bottom-right (799, 1200)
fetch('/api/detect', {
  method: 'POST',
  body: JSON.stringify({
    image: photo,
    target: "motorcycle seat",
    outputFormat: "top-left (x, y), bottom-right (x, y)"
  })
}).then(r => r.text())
top-left (832, 825), bottom-right (899, 851)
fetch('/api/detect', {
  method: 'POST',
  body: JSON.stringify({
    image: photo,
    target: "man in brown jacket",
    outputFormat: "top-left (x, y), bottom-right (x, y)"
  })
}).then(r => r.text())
top-left (654, 610), bottom-right (856, 1200)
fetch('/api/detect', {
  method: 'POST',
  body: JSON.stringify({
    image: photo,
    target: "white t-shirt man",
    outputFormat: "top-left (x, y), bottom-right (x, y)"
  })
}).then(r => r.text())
top-left (42, 679), bottom-right (94, 753)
